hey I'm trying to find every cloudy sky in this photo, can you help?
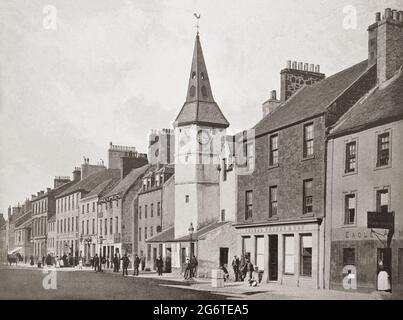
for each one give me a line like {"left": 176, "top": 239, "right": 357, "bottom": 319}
{"left": 0, "top": 0, "right": 401, "bottom": 215}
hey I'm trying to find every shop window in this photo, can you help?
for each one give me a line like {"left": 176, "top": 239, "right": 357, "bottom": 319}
{"left": 344, "top": 193, "right": 356, "bottom": 225}
{"left": 300, "top": 235, "right": 312, "bottom": 277}
{"left": 343, "top": 248, "right": 355, "bottom": 266}
{"left": 284, "top": 235, "right": 295, "bottom": 275}
{"left": 242, "top": 237, "right": 252, "bottom": 261}
{"left": 255, "top": 237, "right": 265, "bottom": 271}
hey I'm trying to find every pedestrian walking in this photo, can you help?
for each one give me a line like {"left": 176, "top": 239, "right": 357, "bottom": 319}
{"left": 184, "top": 258, "right": 191, "bottom": 279}
{"left": 232, "top": 256, "right": 240, "bottom": 281}
{"left": 133, "top": 254, "right": 140, "bottom": 276}
{"left": 121, "top": 254, "right": 130, "bottom": 277}
{"left": 156, "top": 255, "right": 163, "bottom": 276}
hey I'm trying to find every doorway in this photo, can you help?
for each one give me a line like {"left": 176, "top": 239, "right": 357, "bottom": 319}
{"left": 398, "top": 249, "right": 403, "bottom": 289}
{"left": 165, "top": 248, "right": 172, "bottom": 273}
{"left": 219, "top": 248, "right": 229, "bottom": 267}
{"left": 268, "top": 235, "right": 278, "bottom": 281}
{"left": 181, "top": 247, "right": 187, "bottom": 272}
{"left": 377, "top": 248, "right": 392, "bottom": 290}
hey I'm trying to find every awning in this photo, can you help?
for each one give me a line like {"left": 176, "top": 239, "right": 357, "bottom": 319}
{"left": 8, "top": 247, "right": 23, "bottom": 255}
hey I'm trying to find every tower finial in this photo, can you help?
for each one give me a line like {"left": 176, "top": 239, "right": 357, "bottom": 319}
{"left": 193, "top": 13, "right": 201, "bottom": 35}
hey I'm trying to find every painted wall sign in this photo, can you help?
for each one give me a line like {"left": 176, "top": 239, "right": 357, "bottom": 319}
{"left": 367, "top": 211, "right": 394, "bottom": 229}
{"left": 241, "top": 223, "right": 317, "bottom": 235}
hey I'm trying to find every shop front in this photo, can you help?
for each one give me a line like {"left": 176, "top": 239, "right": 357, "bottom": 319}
{"left": 235, "top": 218, "right": 324, "bottom": 289}
{"left": 330, "top": 226, "right": 403, "bottom": 292}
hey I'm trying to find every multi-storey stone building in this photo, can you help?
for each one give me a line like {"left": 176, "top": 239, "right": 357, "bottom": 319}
{"left": 31, "top": 176, "right": 73, "bottom": 259}
{"left": 326, "top": 8, "right": 403, "bottom": 292}
{"left": 234, "top": 11, "right": 385, "bottom": 287}
{"left": 14, "top": 199, "right": 33, "bottom": 261}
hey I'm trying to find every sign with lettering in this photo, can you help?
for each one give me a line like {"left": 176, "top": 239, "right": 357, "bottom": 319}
{"left": 367, "top": 211, "right": 394, "bottom": 229}
{"left": 239, "top": 223, "right": 318, "bottom": 235}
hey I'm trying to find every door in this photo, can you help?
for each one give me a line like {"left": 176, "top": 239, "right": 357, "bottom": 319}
{"left": 181, "top": 248, "right": 187, "bottom": 272}
{"left": 153, "top": 248, "right": 157, "bottom": 270}
{"left": 269, "top": 235, "right": 278, "bottom": 281}
{"left": 165, "top": 248, "right": 172, "bottom": 273}
{"left": 398, "top": 249, "right": 403, "bottom": 288}
{"left": 219, "top": 248, "right": 229, "bottom": 267}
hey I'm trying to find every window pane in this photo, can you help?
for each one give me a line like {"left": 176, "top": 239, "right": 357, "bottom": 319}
{"left": 256, "top": 237, "right": 265, "bottom": 271}
{"left": 300, "top": 235, "right": 312, "bottom": 276}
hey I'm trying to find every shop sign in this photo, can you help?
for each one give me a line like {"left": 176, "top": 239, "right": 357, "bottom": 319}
{"left": 367, "top": 211, "right": 394, "bottom": 229}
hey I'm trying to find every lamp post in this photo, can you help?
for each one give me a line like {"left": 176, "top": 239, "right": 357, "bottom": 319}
{"left": 188, "top": 222, "right": 194, "bottom": 279}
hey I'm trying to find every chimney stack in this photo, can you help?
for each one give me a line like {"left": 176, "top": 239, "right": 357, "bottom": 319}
{"left": 368, "top": 7, "right": 403, "bottom": 82}
{"left": 280, "top": 60, "right": 325, "bottom": 102}
{"left": 72, "top": 167, "right": 81, "bottom": 182}
{"left": 262, "top": 90, "right": 281, "bottom": 118}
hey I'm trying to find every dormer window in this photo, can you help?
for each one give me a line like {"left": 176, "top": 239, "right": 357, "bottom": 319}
{"left": 200, "top": 72, "right": 205, "bottom": 80}
{"left": 201, "top": 86, "right": 208, "bottom": 97}
{"left": 189, "top": 86, "right": 196, "bottom": 97}
{"left": 192, "top": 71, "right": 196, "bottom": 79}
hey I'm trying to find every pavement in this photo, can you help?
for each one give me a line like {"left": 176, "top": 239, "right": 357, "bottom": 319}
{"left": 2, "top": 263, "right": 398, "bottom": 300}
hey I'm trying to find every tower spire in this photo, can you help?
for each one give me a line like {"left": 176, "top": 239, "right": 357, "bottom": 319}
{"left": 173, "top": 19, "right": 229, "bottom": 128}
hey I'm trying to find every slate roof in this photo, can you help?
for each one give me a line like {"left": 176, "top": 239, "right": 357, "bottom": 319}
{"left": 146, "top": 222, "right": 230, "bottom": 243}
{"left": 57, "top": 169, "right": 121, "bottom": 198}
{"left": 174, "top": 34, "right": 229, "bottom": 128}
{"left": 146, "top": 226, "right": 175, "bottom": 243}
{"left": 330, "top": 69, "right": 403, "bottom": 137}
{"left": 81, "top": 178, "right": 120, "bottom": 200}
{"left": 254, "top": 60, "right": 369, "bottom": 136}
{"left": 103, "top": 165, "right": 149, "bottom": 199}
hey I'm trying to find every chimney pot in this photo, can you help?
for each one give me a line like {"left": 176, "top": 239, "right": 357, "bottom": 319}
{"left": 270, "top": 90, "right": 277, "bottom": 100}
{"left": 392, "top": 10, "right": 399, "bottom": 20}
{"left": 315, "top": 65, "right": 320, "bottom": 73}
{"left": 399, "top": 11, "right": 403, "bottom": 22}
{"left": 298, "top": 62, "right": 303, "bottom": 70}
{"left": 292, "top": 61, "right": 297, "bottom": 69}
{"left": 309, "top": 64, "right": 315, "bottom": 72}
{"left": 286, "top": 60, "right": 291, "bottom": 68}
{"left": 376, "top": 12, "right": 381, "bottom": 22}
{"left": 385, "top": 8, "right": 392, "bottom": 19}
{"left": 304, "top": 63, "right": 309, "bottom": 71}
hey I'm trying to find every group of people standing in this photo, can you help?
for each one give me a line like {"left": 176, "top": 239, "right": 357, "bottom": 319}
{"left": 183, "top": 256, "right": 198, "bottom": 279}
{"left": 232, "top": 255, "right": 258, "bottom": 286}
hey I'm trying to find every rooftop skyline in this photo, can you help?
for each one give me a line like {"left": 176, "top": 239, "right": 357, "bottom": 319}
{"left": 0, "top": 0, "right": 401, "bottom": 216}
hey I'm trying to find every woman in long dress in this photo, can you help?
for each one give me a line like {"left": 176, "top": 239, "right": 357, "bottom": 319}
{"left": 377, "top": 264, "right": 391, "bottom": 292}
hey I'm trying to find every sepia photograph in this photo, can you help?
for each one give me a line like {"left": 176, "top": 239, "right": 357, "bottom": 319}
{"left": 0, "top": 0, "right": 402, "bottom": 306}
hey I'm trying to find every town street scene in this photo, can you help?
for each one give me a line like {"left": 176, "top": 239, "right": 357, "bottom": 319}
{"left": 0, "top": 1, "right": 403, "bottom": 300}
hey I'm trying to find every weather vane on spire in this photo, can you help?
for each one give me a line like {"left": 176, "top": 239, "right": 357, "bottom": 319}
{"left": 193, "top": 13, "right": 201, "bottom": 34}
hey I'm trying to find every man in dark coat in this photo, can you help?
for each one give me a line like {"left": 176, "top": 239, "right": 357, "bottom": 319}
{"left": 239, "top": 255, "right": 246, "bottom": 281}
{"left": 46, "top": 254, "right": 52, "bottom": 266}
{"left": 121, "top": 254, "right": 130, "bottom": 277}
{"left": 156, "top": 255, "right": 163, "bottom": 276}
{"left": 191, "top": 255, "right": 198, "bottom": 278}
{"left": 94, "top": 254, "right": 100, "bottom": 272}
{"left": 246, "top": 259, "right": 254, "bottom": 283}
{"left": 231, "top": 256, "right": 240, "bottom": 281}
{"left": 133, "top": 254, "right": 140, "bottom": 276}
{"left": 113, "top": 254, "right": 119, "bottom": 272}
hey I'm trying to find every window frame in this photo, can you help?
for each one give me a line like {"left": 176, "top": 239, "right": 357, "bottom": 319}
{"left": 303, "top": 122, "right": 314, "bottom": 159}
{"left": 269, "top": 134, "right": 279, "bottom": 167}
{"left": 343, "top": 192, "right": 357, "bottom": 226}
{"left": 269, "top": 185, "right": 278, "bottom": 218}
{"left": 245, "top": 190, "right": 253, "bottom": 220}
{"left": 375, "top": 130, "right": 391, "bottom": 169}
{"left": 303, "top": 179, "right": 313, "bottom": 215}
{"left": 344, "top": 139, "right": 358, "bottom": 174}
{"left": 284, "top": 235, "right": 295, "bottom": 275}
{"left": 300, "top": 234, "right": 313, "bottom": 277}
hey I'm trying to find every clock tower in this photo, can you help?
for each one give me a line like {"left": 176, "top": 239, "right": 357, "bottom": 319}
{"left": 173, "top": 32, "right": 229, "bottom": 239}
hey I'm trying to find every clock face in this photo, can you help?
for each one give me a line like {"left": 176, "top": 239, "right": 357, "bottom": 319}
{"left": 197, "top": 129, "right": 211, "bottom": 145}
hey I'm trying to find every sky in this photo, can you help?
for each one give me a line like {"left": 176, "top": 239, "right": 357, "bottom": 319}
{"left": 0, "top": 0, "right": 401, "bottom": 216}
